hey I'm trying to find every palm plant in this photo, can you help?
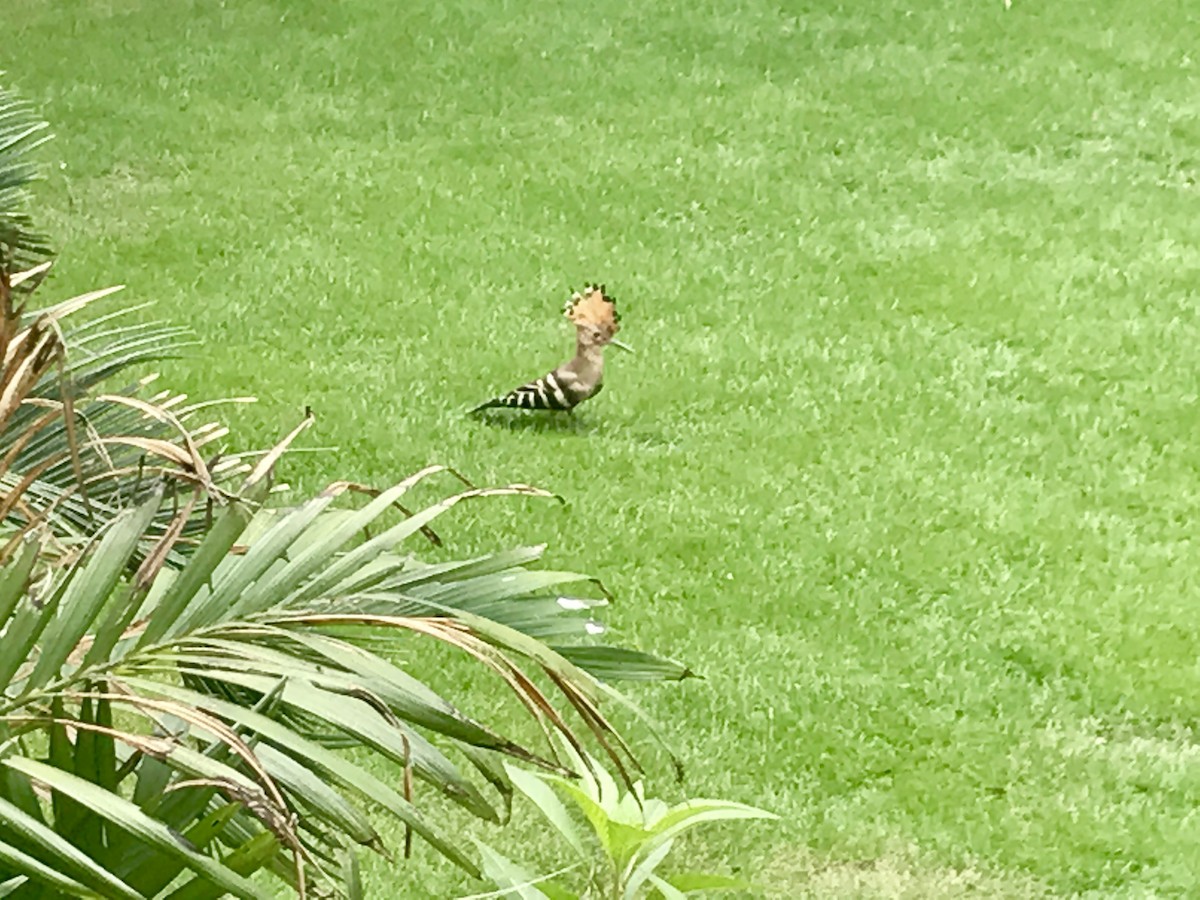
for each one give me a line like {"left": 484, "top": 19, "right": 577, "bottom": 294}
{"left": 0, "top": 79, "right": 692, "bottom": 897}
{"left": 1, "top": 457, "right": 690, "bottom": 898}
{"left": 1, "top": 82, "right": 246, "bottom": 562}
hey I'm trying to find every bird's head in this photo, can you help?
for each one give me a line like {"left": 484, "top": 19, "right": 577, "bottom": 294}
{"left": 564, "top": 283, "right": 633, "bottom": 352}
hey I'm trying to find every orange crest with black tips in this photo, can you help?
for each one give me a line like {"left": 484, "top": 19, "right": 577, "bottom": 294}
{"left": 563, "top": 283, "right": 621, "bottom": 342}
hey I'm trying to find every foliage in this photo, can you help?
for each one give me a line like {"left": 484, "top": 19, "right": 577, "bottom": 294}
{"left": 0, "top": 80, "right": 51, "bottom": 271}
{"left": 0, "top": 80, "right": 241, "bottom": 560}
{"left": 0, "top": 458, "right": 689, "bottom": 898}
{"left": 0, "top": 78, "right": 693, "bottom": 898}
{"left": 474, "top": 744, "right": 775, "bottom": 899}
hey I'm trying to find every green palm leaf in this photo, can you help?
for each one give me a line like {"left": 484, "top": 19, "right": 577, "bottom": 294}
{"left": 0, "top": 82, "right": 52, "bottom": 272}
{"left": 0, "top": 468, "right": 684, "bottom": 897}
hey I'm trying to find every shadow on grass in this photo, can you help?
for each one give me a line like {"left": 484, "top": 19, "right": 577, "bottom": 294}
{"left": 468, "top": 411, "right": 598, "bottom": 435}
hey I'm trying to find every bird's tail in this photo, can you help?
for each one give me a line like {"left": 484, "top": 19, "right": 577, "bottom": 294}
{"left": 468, "top": 398, "right": 504, "bottom": 414}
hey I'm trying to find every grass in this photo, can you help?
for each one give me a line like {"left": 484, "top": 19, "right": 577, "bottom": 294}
{"left": 8, "top": 0, "right": 1200, "bottom": 895}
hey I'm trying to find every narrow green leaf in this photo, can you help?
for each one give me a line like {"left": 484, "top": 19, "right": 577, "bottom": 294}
{"left": 646, "top": 873, "right": 688, "bottom": 900}
{"left": 658, "top": 871, "right": 753, "bottom": 893}
{"left": 0, "top": 836, "right": 96, "bottom": 898}
{"left": 420, "top": 598, "right": 592, "bottom": 642}
{"left": 81, "top": 581, "right": 153, "bottom": 670}
{"left": 0, "top": 795, "right": 142, "bottom": 899}
{"left": 178, "top": 492, "right": 336, "bottom": 631}
{"left": 641, "top": 800, "right": 777, "bottom": 861}
{"left": 460, "top": 746, "right": 514, "bottom": 824}
{"left": 122, "top": 678, "right": 481, "bottom": 877}
{"left": 649, "top": 799, "right": 778, "bottom": 838}
{"left": 536, "top": 753, "right": 647, "bottom": 874}
{"left": 93, "top": 694, "right": 118, "bottom": 794}
{"left": 0, "top": 535, "right": 39, "bottom": 630}
{"left": 136, "top": 492, "right": 261, "bottom": 650}
{"left": 236, "top": 476, "right": 445, "bottom": 613}
{"left": 2, "top": 758, "right": 269, "bottom": 900}
{"left": 132, "top": 754, "right": 173, "bottom": 809}
{"left": 256, "top": 744, "right": 379, "bottom": 847}
{"left": 607, "top": 819, "right": 656, "bottom": 873}
{"left": 300, "top": 501, "right": 552, "bottom": 607}
{"left": 184, "top": 801, "right": 241, "bottom": 851}
{"left": 553, "top": 647, "right": 694, "bottom": 683}
{"left": 342, "top": 845, "right": 364, "bottom": 900}
{"left": 0, "top": 763, "right": 43, "bottom": 823}
{"left": 414, "top": 570, "right": 590, "bottom": 610}
{"left": 114, "top": 787, "right": 219, "bottom": 893}
{"left": 472, "top": 839, "right": 556, "bottom": 900}
{"left": 164, "top": 832, "right": 279, "bottom": 900}
{"left": 411, "top": 603, "right": 604, "bottom": 706}
{"left": 376, "top": 546, "right": 548, "bottom": 598}
{"left": 169, "top": 667, "right": 495, "bottom": 820}
{"left": 49, "top": 698, "right": 87, "bottom": 840}
{"left": 540, "top": 778, "right": 616, "bottom": 859}
{"left": 28, "top": 489, "right": 162, "bottom": 689}
{"left": 623, "top": 838, "right": 674, "bottom": 899}
{"left": 71, "top": 695, "right": 107, "bottom": 855}
{"left": 0, "top": 558, "right": 80, "bottom": 690}
{"left": 291, "top": 483, "right": 548, "bottom": 606}
{"left": 504, "top": 763, "right": 589, "bottom": 859}
{"left": 125, "top": 802, "right": 242, "bottom": 898}
{"left": 191, "top": 630, "right": 522, "bottom": 751}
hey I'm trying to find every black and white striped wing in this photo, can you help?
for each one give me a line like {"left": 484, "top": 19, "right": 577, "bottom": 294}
{"left": 472, "top": 369, "right": 587, "bottom": 412}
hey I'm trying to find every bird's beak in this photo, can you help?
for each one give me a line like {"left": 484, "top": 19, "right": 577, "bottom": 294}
{"left": 610, "top": 338, "right": 635, "bottom": 353}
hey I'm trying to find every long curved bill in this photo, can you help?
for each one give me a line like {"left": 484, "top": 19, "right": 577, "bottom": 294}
{"left": 610, "top": 338, "right": 635, "bottom": 353}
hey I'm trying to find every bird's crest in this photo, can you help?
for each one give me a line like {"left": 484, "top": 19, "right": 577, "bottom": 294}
{"left": 563, "top": 283, "right": 621, "bottom": 338}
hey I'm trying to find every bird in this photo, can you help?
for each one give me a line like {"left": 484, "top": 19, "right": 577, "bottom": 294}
{"left": 470, "top": 283, "right": 632, "bottom": 414}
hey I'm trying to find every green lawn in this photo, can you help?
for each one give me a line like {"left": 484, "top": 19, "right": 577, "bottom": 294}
{"left": 9, "top": 0, "right": 1200, "bottom": 895}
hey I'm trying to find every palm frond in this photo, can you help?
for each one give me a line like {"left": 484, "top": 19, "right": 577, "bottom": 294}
{"left": 0, "top": 81, "right": 52, "bottom": 275}
{"left": 0, "top": 269, "right": 255, "bottom": 563}
{"left": 0, "top": 449, "right": 688, "bottom": 898}
{"left": 0, "top": 77, "right": 248, "bottom": 558}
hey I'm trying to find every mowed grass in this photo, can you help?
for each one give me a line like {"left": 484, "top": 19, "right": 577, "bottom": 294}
{"left": 9, "top": 0, "right": 1200, "bottom": 895}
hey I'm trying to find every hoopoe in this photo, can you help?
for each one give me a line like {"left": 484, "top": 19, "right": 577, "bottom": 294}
{"left": 470, "top": 284, "right": 632, "bottom": 413}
